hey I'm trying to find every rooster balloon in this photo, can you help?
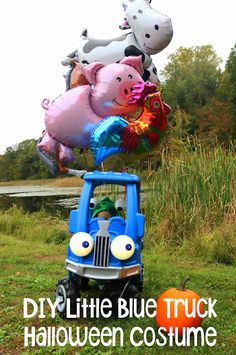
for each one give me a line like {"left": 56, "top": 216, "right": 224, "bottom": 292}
{"left": 91, "top": 81, "right": 171, "bottom": 165}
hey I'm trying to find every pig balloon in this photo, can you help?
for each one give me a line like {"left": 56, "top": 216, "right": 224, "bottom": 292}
{"left": 37, "top": 56, "right": 145, "bottom": 166}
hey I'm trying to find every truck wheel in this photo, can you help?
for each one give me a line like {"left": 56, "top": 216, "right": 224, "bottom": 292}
{"left": 80, "top": 276, "right": 90, "bottom": 291}
{"left": 55, "top": 277, "right": 80, "bottom": 318}
{"left": 101, "top": 281, "right": 140, "bottom": 317}
{"left": 131, "top": 263, "right": 144, "bottom": 291}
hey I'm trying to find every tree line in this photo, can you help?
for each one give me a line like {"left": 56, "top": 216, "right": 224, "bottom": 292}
{"left": 0, "top": 44, "right": 235, "bottom": 181}
{"left": 161, "top": 44, "right": 236, "bottom": 143}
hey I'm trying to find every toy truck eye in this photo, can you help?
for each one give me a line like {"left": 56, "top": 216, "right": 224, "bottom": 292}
{"left": 110, "top": 235, "right": 135, "bottom": 260}
{"left": 115, "top": 198, "right": 125, "bottom": 212}
{"left": 89, "top": 197, "right": 98, "bottom": 209}
{"left": 70, "top": 232, "right": 94, "bottom": 257}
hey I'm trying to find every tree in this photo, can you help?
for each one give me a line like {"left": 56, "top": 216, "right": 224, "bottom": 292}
{"left": 225, "top": 45, "right": 236, "bottom": 98}
{"left": 196, "top": 99, "right": 232, "bottom": 144}
{"left": 161, "top": 45, "right": 222, "bottom": 131}
{"left": 218, "top": 44, "right": 236, "bottom": 139}
{"left": 16, "top": 139, "right": 53, "bottom": 180}
{"left": 0, "top": 146, "right": 18, "bottom": 180}
{"left": 0, "top": 139, "right": 52, "bottom": 181}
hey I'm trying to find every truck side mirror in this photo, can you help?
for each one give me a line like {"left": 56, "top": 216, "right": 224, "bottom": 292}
{"left": 136, "top": 213, "right": 145, "bottom": 238}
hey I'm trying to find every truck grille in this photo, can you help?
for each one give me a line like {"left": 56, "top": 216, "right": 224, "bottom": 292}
{"left": 93, "top": 235, "right": 110, "bottom": 267}
{"left": 93, "top": 220, "right": 111, "bottom": 267}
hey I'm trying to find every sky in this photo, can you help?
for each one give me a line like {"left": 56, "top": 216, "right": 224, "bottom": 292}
{"left": 0, "top": 0, "right": 235, "bottom": 154}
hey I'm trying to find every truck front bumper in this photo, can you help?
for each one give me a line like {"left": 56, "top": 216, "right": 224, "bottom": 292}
{"left": 65, "top": 259, "right": 140, "bottom": 280}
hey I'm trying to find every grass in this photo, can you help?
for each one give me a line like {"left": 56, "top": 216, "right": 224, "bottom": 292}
{"left": 0, "top": 206, "right": 70, "bottom": 244}
{"left": 0, "top": 233, "right": 236, "bottom": 354}
{"left": 138, "top": 145, "right": 236, "bottom": 263}
{"left": 0, "top": 176, "right": 84, "bottom": 188}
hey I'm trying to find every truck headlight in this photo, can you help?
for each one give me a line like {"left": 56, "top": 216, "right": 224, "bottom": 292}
{"left": 110, "top": 235, "right": 135, "bottom": 260}
{"left": 70, "top": 232, "right": 94, "bottom": 257}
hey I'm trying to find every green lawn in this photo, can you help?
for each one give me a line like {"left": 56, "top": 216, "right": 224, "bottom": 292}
{"left": 0, "top": 234, "right": 236, "bottom": 354}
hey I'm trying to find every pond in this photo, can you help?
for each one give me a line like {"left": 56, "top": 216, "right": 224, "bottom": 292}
{"left": 0, "top": 186, "right": 82, "bottom": 217}
{"left": 0, "top": 184, "right": 148, "bottom": 218}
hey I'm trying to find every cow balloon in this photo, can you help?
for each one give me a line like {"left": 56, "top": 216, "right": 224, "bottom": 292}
{"left": 63, "top": 0, "right": 173, "bottom": 89}
{"left": 37, "top": 57, "right": 148, "bottom": 166}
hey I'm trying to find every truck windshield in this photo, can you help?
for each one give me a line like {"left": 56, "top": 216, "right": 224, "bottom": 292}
{"left": 90, "top": 184, "right": 126, "bottom": 220}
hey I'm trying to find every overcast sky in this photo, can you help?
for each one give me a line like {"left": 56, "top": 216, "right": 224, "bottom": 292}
{"left": 0, "top": 0, "right": 235, "bottom": 154}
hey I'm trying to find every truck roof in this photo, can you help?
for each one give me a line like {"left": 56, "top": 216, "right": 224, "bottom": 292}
{"left": 83, "top": 171, "right": 140, "bottom": 186}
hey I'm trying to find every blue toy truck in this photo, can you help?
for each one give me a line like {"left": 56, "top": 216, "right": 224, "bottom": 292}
{"left": 55, "top": 171, "right": 145, "bottom": 317}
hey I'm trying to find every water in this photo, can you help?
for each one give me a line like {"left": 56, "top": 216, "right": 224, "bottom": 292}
{"left": 0, "top": 185, "right": 82, "bottom": 217}
{"left": 0, "top": 185, "right": 148, "bottom": 217}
